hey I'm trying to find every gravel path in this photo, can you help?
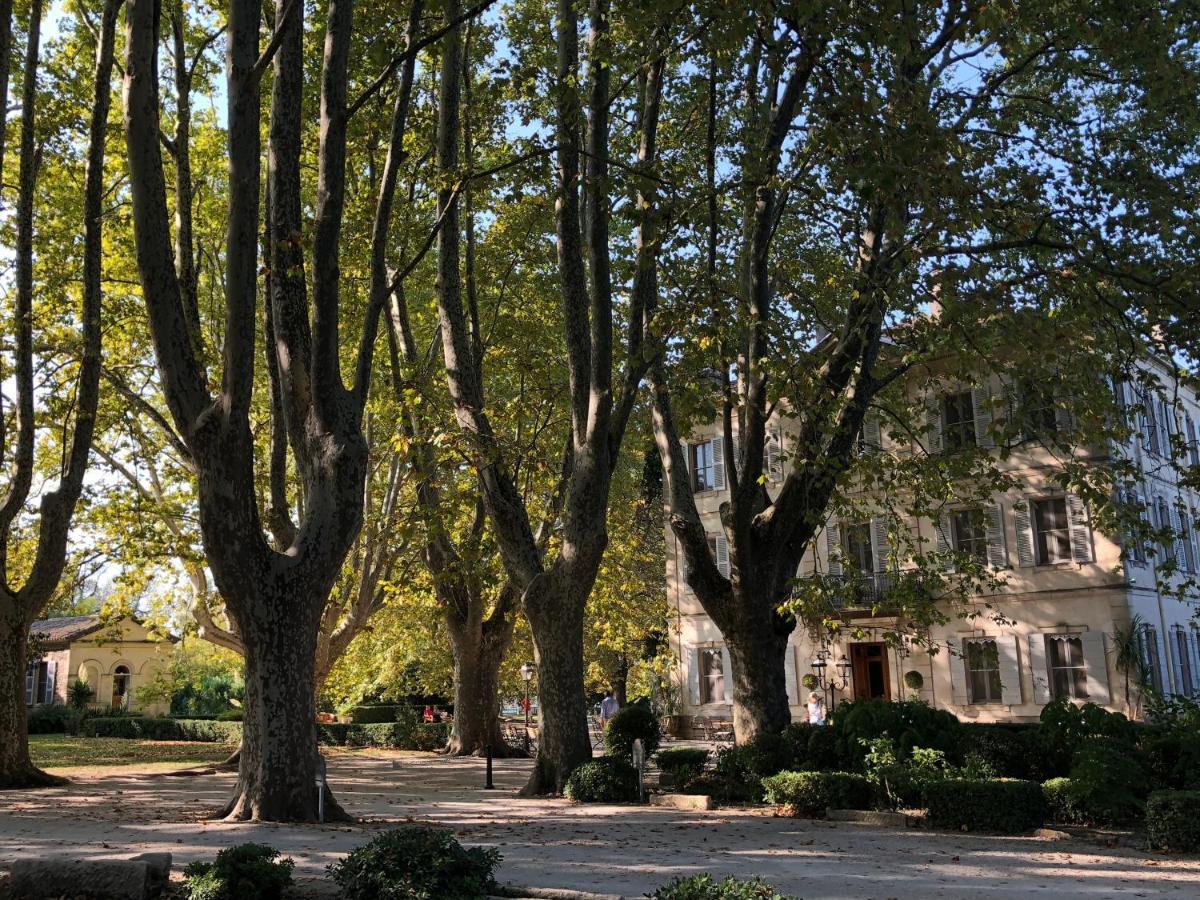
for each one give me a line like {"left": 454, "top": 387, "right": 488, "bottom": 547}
{"left": 1, "top": 752, "right": 1197, "bottom": 898}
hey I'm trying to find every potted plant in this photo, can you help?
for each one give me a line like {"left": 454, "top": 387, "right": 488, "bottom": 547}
{"left": 801, "top": 673, "right": 820, "bottom": 691}
{"left": 903, "top": 670, "right": 924, "bottom": 692}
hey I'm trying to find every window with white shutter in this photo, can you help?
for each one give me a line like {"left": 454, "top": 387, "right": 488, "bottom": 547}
{"left": 713, "top": 533, "right": 730, "bottom": 578}
{"left": 689, "top": 439, "right": 727, "bottom": 493}
{"left": 25, "top": 664, "right": 36, "bottom": 706}
{"left": 1013, "top": 498, "right": 1036, "bottom": 568}
{"left": 1175, "top": 628, "right": 1195, "bottom": 696}
{"left": 943, "top": 391, "right": 977, "bottom": 452}
{"left": 1045, "top": 635, "right": 1088, "bottom": 700}
{"left": 1139, "top": 624, "right": 1164, "bottom": 694}
{"left": 963, "top": 639, "right": 1002, "bottom": 703}
{"left": 765, "top": 427, "right": 783, "bottom": 480}
{"left": 1142, "top": 392, "right": 1161, "bottom": 456}
{"left": 1066, "top": 494, "right": 1094, "bottom": 564}
{"left": 859, "top": 414, "right": 882, "bottom": 455}
{"left": 824, "top": 522, "right": 843, "bottom": 577}
{"left": 698, "top": 648, "right": 725, "bottom": 704}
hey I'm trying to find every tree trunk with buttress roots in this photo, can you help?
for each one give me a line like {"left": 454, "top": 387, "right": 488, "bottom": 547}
{"left": 0, "top": 605, "right": 63, "bottom": 788}
{"left": 723, "top": 614, "right": 794, "bottom": 740}
{"left": 520, "top": 574, "right": 594, "bottom": 794}
{"left": 445, "top": 610, "right": 514, "bottom": 757}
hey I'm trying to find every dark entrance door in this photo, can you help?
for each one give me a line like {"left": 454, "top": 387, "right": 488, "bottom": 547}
{"left": 850, "top": 643, "right": 891, "bottom": 701}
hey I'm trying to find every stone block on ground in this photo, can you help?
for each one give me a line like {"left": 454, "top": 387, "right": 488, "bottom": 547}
{"left": 825, "top": 809, "right": 910, "bottom": 827}
{"left": 8, "top": 853, "right": 171, "bottom": 900}
{"left": 649, "top": 792, "right": 712, "bottom": 811}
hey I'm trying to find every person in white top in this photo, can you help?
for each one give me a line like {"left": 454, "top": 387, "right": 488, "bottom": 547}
{"left": 805, "top": 692, "right": 826, "bottom": 726}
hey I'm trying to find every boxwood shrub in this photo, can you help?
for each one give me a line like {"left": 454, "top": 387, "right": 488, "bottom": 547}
{"left": 925, "top": 779, "right": 1046, "bottom": 833}
{"left": 328, "top": 826, "right": 500, "bottom": 900}
{"left": 1042, "top": 777, "right": 1088, "bottom": 825}
{"left": 650, "top": 874, "right": 795, "bottom": 899}
{"left": 656, "top": 747, "right": 710, "bottom": 772}
{"left": 79, "top": 716, "right": 450, "bottom": 750}
{"left": 761, "top": 771, "right": 873, "bottom": 818}
{"left": 1146, "top": 791, "right": 1200, "bottom": 852}
{"left": 351, "top": 704, "right": 407, "bottom": 724}
{"left": 604, "top": 703, "right": 661, "bottom": 762}
{"left": 183, "top": 843, "right": 293, "bottom": 900}
{"left": 564, "top": 757, "right": 639, "bottom": 803}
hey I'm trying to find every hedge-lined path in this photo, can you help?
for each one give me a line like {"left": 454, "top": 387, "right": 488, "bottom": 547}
{"left": 1, "top": 751, "right": 1198, "bottom": 898}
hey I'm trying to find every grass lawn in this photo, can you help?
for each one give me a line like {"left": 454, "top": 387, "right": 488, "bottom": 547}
{"left": 29, "top": 734, "right": 237, "bottom": 771}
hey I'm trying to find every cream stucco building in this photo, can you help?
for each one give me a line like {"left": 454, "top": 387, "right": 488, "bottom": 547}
{"left": 26, "top": 614, "right": 173, "bottom": 715}
{"left": 670, "top": 357, "right": 1200, "bottom": 726}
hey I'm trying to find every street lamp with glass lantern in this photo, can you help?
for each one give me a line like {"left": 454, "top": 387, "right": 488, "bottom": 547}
{"left": 520, "top": 662, "right": 535, "bottom": 754}
{"left": 809, "top": 646, "right": 852, "bottom": 708}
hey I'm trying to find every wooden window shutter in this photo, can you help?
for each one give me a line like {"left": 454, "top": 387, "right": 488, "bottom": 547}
{"left": 997, "top": 636, "right": 1023, "bottom": 705}
{"left": 871, "top": 516, "right": 890, "bottom": 573}
{"left": 947, "top": 640, "right": 970, "bottom": 706}
{"left": 825, "top": 522, "right": 843, "bottom": 577}
{"left": 972, "top": 385, "right": 995, "bottom": 449}
{"left": 1080, "top": 631, "right": 1110, "bottom": 704}
{"left": 1027, "top": 634, "right": 1052, "bottom": 705}
{"left": 714, "top": 533, "right": 730, "bottom": 578}
{"left": 985, "top": 503, "right": 1008, "bottom": 568}
{"left": 1066, "top": 494, "right": 1094, "bottom": 564}
{"left": 765, "top": 427, "right": 783, "bottom": 481}
{"left": 925, "top": 394, "right": 943, "bottom": 455}
{"left": 862, "top": 413, "right": 882, "bottom": 454}
{"left": 686, "top": 647, "right": 701, "bottom": 706}
{"left": 711, "top": 439, "right": 726, "bottom": 491}
{"left": 783, "top": 645, "right": 799, "bottom": 707}
{"left": 1013, "top": 498, "right": 1036, "bottom": 567}
{"left": 721, "top": 645, "right": 735, "bottom": 703}
{"left": 935, "top": 513, "right": 953, "bottom": 572}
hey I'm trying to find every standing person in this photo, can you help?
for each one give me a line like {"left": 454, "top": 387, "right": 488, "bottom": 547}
{"left": 805, "top": 692, "right": 826, "bottom": 726}
{"left": 599, "top": 690, "right": 620, "bottom": 730}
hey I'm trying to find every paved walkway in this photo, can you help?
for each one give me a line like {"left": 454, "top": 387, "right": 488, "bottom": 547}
{"left": 1, "top": 752, "right": 1198, "bottom": 898}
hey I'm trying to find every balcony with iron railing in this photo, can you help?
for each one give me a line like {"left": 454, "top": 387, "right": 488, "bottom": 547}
{"left": 793, "top": 569, "right": 908, "bottom": 615}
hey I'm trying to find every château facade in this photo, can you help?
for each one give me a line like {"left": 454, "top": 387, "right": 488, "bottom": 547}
{"left": 668, "top": 357, "right": 1200, "bottom": 725}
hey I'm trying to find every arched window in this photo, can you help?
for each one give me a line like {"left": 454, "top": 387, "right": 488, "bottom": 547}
{"left": 112, "top": 665, "right": 131, "bottom": 710}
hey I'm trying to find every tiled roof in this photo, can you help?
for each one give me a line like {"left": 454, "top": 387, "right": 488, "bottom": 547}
{"left": 28, "top": 614, "right": 105, "bottom": 645}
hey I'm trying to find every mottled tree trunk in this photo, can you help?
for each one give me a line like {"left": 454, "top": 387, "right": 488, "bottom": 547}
{"left": 218, "top": 580, "right": 346, "bottom": 821}
{"left": 445, "top": 616, "right": 511, "bottom": 756}
{"left": 522, "top": 581, "right": 592, "bottom": 794}
{"left": 0, "top": 605, "right": 59, "bottom": 788}
{"left": 725, "top": 616, "right": 792, "bottom": 741}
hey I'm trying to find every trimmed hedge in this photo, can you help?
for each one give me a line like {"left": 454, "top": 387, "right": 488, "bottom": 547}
{"left": 80, "top": 716, "right": 451, "bottom": 750}
{"left": 351, "top": 704, "right": 407, "bottom": 724}
{"left": 605, "top": 703, "right": 661, "bottom": 762}
{"left": 565, "top": 758, "right": 639, "bottom": 803}
{"left": 82, "top": 717, "right": 241, "bottom": 742}
{"left": 1042, "top": 778, "right": 1088, "bottom": 825}
{"left": 761, "top": 771, "right": 873, "bottom": 818}
{"left": 1146, "top": 791, "right": 1200, "bottom": 852}
{"left": 656, "top": 747, "right": 710, "bottom": 772}
{"left": 925, "top": 779, "right": 1046, "bottom": 833}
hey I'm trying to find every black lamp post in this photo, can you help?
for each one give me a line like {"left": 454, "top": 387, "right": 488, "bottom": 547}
{"left": 809, "top": 646, "right": 852, "bottom": 708}
{"left": 520, "top": 662, "right": 534, "bottom": 754}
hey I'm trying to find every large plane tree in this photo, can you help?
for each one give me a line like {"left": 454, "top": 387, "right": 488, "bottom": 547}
{"left": 119, "top": 0, "right": 476, "bottom": 818}
{"left": 0, "top": 0, "right": 117, "bottom": 788}
{"left": 649, "top": 0, "right": 1200, "bottom": 741}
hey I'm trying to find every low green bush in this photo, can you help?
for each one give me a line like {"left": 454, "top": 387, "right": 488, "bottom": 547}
{"left": 761, "top": 770, "right": 873, "bottom": 817}
{"left": 803, "top": 724, "right": 842, "bottom": 771}
{"left": 605, "top": 703, "right": 661, "bottom": 762}
{"left": 27, "top": 704, "right": 75, "bottom": 735}
{"left": 565, "top": 757, "right": 639, "bottom": 803}
{"left": 328, "top": 826, "right": 501, "bottom": 900}
{"left": 351, "top": 704, "right": 407, "bottom": 724}
{"left": 656, "top": 747, "right": 710, "bottom": 772}
{"left": 1042, "top": 777, "right": 1088, "bottom": 825}
{"left": 831, "top": 699, "right": 961, "bottom": 771}
{"left": 1146, "top": 791, "right": 1200, "bottom": 852}
{"left": 316, "top": 721, "right": 450, "bottom": 750}
{"left": 216, "top": 709, "right": 243, "bottom": 722}
{"left": 649, "top": 874, "right": 795, "bottom": 899}
{"left": 1061, "top": 736, "right": 1148, "bottom": 825}
{"left": 958, "top": 724, "right": 1041, "bottom": 780}
{"left": 1036, "top": 699, "right": 1138, "bottom": 778}
{"left": 183, "top": 843, "right": 294, "bottom": 900}
{"left": 924, "top": 779, "right": 1046, "bottom": 833}
{"left": 863, "top": 739, "right": 950, "bottom": 809}
{"left": 82, "top": 717, "right": 243, "bottom": 742}
{"left": 713, "top": 733, "right": 793, "bottom": 801}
